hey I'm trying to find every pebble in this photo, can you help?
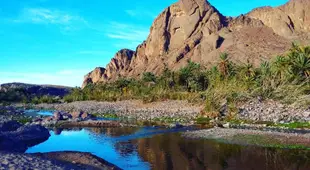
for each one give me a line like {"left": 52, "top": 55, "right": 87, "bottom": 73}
{"left": 238, "top": 99, "right": 310, "bottom": 123}
{"left": 33, "top": 100, "right": 202, "bottom": 124}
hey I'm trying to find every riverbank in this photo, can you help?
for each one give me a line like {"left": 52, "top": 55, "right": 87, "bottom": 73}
{"left": 1, "top": 99, "right": 310, "bottom": 169}
{"left": 183, "top": 128, "right": 310, "bottom": 149}
{"left": 0, "top": 151, "right": 121, "bottom": 170}
{"left": 15, "top": 98, "right": 310, "bottom": 125}
{"left": 33, "top": 100, "right": 203, "bottom": 124}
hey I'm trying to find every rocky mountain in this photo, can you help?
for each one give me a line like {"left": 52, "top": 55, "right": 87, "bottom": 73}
{"left": 82, "top": 0, "right": 310, "bottom": 88}
{"left": 0, "top": 83, "right": 72, "bottom": 97}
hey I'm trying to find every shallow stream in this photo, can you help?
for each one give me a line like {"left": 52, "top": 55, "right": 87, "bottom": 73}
{"left": 26, "top": 127, "right": 310, "bottom": 170}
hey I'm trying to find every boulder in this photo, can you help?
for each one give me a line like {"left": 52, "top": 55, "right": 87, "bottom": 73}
{"left": 53, "top": 111, "right": 63, "bottom": 121}
{"left": 71, "top": 111, "right": 84, "bottom": 119}
{"left": 81, "top": 112, "right": 90, "bottom": 120}
{"left": 71, "top": 111, "right": 91, "bottom": 120}
{"left": 0, "top": 123, "right": 50, "bottom": 153}
{"left": 61, "top": 112, "right": 73, "bottom": 120}
{"left": 0, "top": 135, "right": 27, "bottom": 152}
{"left": 0, "top": 121, "right": 22, "bottom": 132}
{"left": 8, "top": 125, "right": 50, "bottom": 147}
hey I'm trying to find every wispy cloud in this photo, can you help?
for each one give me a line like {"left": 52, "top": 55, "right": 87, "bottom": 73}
{"left": 125, "top": 9, "right": 157, "bottom": 19}
{"left": 105, "top": 22, "right": 149, "bottom": 42}
{"left": 13, "top": 8, "right": 88, "bottom": 32}
{"left": 0, "top": 69, "right": 89, "bottom": 87}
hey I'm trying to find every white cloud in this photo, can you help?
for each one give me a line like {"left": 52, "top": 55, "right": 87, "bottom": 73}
{"left": 105, "top": 22, "right": 149, "bottom": 42}
{"left": 125, "top": 10, "right": 138, "bottom": 17}
{"left": 13, "top": 8, "right": 88, "bottom": 32}
{"left": 0, "top": 69, "right": 89, "bottom": 87}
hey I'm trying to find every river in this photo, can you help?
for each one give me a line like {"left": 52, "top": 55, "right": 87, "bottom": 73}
{"left": 26, "top": 127, "right": 310, "bottom": 170}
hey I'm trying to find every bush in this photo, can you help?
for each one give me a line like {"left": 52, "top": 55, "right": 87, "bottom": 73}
{"left": 63, "top": 44, "right": 310, "bottom": 112}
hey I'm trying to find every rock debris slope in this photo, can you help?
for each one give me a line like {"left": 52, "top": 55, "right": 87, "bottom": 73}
{"left": 83, "top": 0, "right": 310, "bottom": 88}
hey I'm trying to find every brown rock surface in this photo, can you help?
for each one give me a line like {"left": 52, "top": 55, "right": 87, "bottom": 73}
{"left": 35, "top": 151, "right": 121, "bottom": 170}
{"left": 82, "top": 0, "right": 310, "bottom": 87}
{"left": 248, "top": 0, "right": 310, "bottom": 38}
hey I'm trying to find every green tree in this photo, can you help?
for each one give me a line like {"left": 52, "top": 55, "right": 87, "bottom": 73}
{"left": 288, "top": 52, "right": 310, "bottom": 80}
{"left": 142, "top": 72, "right": 157, "bottom": 82}
{"left": 272, "top": 55, "right": 289, "bottom": 81}
{"left": 218, "top": 53, "right": 230, "bottom": 77}
{"left": 178, "top": 61, "right": 202, "bottom": 91}
{"left": 237, "top": 60, "right": 256, "bottom": 82}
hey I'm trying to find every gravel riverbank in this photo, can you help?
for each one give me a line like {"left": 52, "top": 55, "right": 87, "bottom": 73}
{"left": 33, "top": 100, "right": 202, "bottom": 123}
{"left": 0, "top": 152, "right": 121, "bottom": 170}
{"left": 29, "top": 99, "right": 310, "bottom": 124}
{"left": 238, "top": 99, "right": 310, "bottom": 123}
{"left": 183, "top": 128, "right": 310, "bottom": 148}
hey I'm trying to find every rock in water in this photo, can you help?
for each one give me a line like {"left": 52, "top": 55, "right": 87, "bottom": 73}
{"left": 0, "top": 121, "right": 22, "bottom": 132}
{"left": 0, "top": 136, "right": 27, "bottom": 152}
{"left": 53, "top": 111, "right": 63, "bottom": 121}
{"left": 71, "top": 111, "right": 84, "bottom": 119}
{"left": 8, "top": 125, "right": 50, "bottom": 147}
{"left": 0, "top": 123, "right": 50, "bottom": 152}
{"left": 83, "top": 0, "right": 310, "bottom": 87}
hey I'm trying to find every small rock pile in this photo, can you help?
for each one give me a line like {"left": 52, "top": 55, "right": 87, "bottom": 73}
{"left": 33, "top": 111, "right": 94, "bottom": 127}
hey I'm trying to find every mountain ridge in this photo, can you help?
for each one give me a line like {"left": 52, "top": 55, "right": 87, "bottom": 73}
{"left": 82, "top": 0, "right": 310, "bottom": 88}
{"left": 0, "top": 83, "right": 72, "bottom": 97}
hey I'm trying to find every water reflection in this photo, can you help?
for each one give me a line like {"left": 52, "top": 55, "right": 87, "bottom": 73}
{"left": 24, "top": 110, "right": 54, "bottom": 116}
{"left": 136, "top": 134, "right": 310, "bottom": 170}
{"left": 26, "top": 127, "right": 310, "bottom": 170}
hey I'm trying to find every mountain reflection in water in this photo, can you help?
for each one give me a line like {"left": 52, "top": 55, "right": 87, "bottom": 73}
{"left": 27, "top": 127, "right": 310, "bottom": 170}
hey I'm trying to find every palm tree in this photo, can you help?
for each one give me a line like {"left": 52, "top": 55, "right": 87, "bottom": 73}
{"left": 260, "top": 61, "right": 271, "bottom": 77}
{"left": 289, "top": 53, "right": 310, "bottom": 79}
{"left": 290, "top": 43, "right": 310, "bottom": 56}
{"left": 218, "top": 53, "right": 229, "bottom": 77}
{"left": 271, "top": 55, "right": 289, "bottom": 81}
{"left": 238, "top": 60, "right": 255, "bottom": 81}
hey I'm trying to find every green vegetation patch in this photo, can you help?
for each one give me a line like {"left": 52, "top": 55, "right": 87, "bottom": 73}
{"left": 195, "top": 117, "right": 211, "bottom": 125}
{"left": 62, "top": 43, "right": 309, "bottom": 117}
{"left": 274, "top": 122, "right": 310, "bottom": 129}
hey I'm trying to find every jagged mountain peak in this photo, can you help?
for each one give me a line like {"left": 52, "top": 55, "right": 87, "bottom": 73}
{"left": 82, "top": 0, "right": 310, "bottom": 88}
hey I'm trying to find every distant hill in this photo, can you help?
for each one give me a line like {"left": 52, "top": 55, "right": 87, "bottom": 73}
{"left": 0, "top": 83, "right": 72, "bottom": 97}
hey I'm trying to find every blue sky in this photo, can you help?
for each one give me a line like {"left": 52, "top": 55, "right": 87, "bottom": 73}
{"left": 0, "top": 0, "right": 288, "bottom": 87}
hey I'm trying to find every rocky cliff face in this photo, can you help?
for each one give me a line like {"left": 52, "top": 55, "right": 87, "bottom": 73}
{"left": 247, "top": 0, "right": 310, "bottom": 38}
{"left": 82, "top": 0, "right": 310, "bottom": 88}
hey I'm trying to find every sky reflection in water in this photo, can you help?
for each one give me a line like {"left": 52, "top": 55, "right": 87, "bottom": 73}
{"left": 26, "top": 127, "right": 310, "bottom": 170}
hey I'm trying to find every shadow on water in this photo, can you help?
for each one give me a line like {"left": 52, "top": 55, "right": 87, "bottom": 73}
{"left": 26, "top": 127, "right": 310, "bottom": 170}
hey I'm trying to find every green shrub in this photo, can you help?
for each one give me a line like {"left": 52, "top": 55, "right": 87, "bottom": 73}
{"left": 62, "top": 44, "right": 310, "bottom": 113}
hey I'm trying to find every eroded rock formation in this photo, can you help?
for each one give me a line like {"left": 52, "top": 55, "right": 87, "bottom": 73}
{"left": 82, "top": 0, "right": 310, "bottom": 88}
